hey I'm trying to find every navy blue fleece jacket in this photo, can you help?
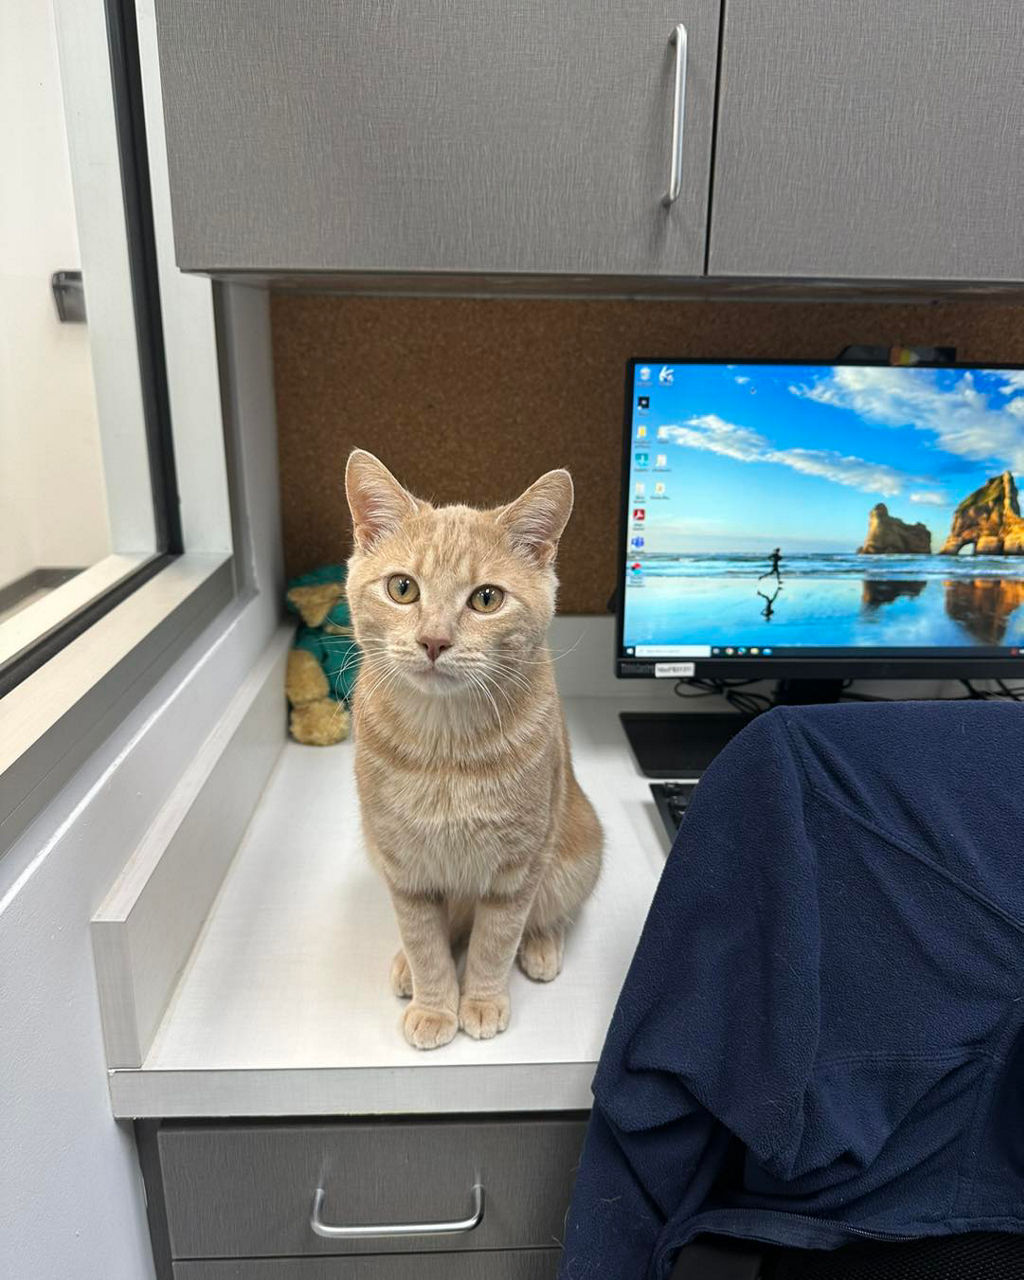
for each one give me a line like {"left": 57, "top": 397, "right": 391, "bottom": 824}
{"left": 560, "top": 701, "right": 1024, "bottom": 1279}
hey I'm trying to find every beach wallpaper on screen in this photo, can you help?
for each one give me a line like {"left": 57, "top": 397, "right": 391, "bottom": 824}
{"left": 623, "top": 363, "right": 1024, "bottom": 651}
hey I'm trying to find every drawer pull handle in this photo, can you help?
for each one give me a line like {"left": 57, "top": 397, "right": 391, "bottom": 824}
{"left": 310, "top": 1183, "right": 484, "bottom": 1239}
{"left": 662, "top": 22, "right": 688, "bottom": 207}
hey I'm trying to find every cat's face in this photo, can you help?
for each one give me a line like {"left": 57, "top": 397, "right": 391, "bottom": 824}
{"left": 345, "top": 450, "right": 573, "bottom": 697}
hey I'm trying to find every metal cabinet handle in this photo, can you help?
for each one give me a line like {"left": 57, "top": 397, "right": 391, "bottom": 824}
{"left": 662, "top": 23, "right": 688, "bottom": 207}
{"left": 310, "top": 1183, "right": 484, "bottom": 1239}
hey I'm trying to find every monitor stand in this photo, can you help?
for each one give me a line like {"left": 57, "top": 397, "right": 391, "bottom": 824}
{"left": 620, "top": 679, "right": 845, "bottom": 778}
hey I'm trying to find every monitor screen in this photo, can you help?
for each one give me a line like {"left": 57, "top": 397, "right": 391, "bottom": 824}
{"left": 617, "top": 359, "right": 1024, "bottom": 679}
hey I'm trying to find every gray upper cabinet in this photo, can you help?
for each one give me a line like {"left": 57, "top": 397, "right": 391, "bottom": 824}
{"left": 708, "top": 1, "right": 1024, "bottom": 282}
{"left": 155, "top": 0, "right": 720, "bottom": 277}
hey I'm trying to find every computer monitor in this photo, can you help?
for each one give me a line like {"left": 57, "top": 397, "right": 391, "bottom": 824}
{"left": 618, "top": 358, "right": 1024, "bottom": 682}
{"left": 616, "top": 358, "right": 1024, "bottom": 773}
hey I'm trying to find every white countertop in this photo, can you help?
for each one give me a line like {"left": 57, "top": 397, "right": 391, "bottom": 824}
{"left": 108, "top": 698, "right": 670, "bottom": 1117}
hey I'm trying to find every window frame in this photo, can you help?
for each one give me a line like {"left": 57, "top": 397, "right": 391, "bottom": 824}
{"left": 0, "top": 0, "right": 239, "bottom": 855}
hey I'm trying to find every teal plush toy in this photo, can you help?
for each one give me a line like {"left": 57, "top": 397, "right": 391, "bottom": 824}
{"left": 284, "top": 565, "right": 360, "bottom": 745}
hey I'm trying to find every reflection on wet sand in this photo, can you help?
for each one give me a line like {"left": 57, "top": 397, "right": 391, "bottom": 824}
{"left": 861, "top": 580, "right": 927, "bottom": 609}
{"left": 944, "top": 578, "right": 1024, "bottom": 644}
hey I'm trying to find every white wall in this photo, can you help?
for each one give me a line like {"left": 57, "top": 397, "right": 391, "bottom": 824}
{"left": 0, "top": 0, "right": 110, "bottom": 588}
{"left": 0, "top": 286, "right": 282, "bottom": 1280}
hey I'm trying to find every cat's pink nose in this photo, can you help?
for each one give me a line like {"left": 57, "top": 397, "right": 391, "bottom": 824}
{"left": 419, "top": 636, "right": 451, "bottom": 663}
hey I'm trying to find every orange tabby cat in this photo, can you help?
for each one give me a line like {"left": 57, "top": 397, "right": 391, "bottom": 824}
{"left": 344, "top": 450, "right": 602, "bottom": 1050}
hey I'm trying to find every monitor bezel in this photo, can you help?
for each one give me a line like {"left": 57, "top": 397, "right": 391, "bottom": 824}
{"left": 615, "top": 356, "right": 1024, "bottom": 681}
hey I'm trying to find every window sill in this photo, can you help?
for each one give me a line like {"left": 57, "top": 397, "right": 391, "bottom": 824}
{"left": 0, "top": 553, "right": 154, "bottom": 672}
{"left": 0, "top": 553, "right": 234, "bottom": 857}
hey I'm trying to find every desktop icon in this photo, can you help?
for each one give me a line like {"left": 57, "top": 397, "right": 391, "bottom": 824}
{"left": 630, "top": 535, "right": 645, "bottom": 549}
{"left": 638, "top": 366, "right": 652, "bottom": 382}
{"left": 658, "top": 365, "right": 674, "bottom": 384}
{"left": 637, "top": 395, "right": 650, "bottom": 410}
{"left": 763, "top": 648, "right": 773, "bottom": 656}
{"left": 632, "top": 508, "right": 646, "bottom": 521}
{"left": 635, "top": 451, "right": 649, "bottom": 467}
{"left": 750, "top": 647, "right": 760, "bottom": 655}
{"left": 657, "top": 425, "right": 669, "bottom": 441}
{"left": 737, "top": 648, "right": 747, "bottom": 655}
{"left": 634, "top": 481, "right": 645, "bottom": 496}
{"left": 629, "top": 562, "right": 643, "bottom": 576}
{"left": 636, "top": 424, "right": 648, "bottom": 440}
{"left": 655, "top": 453, "right": 667, "bottom": 468}
{"left": 654, "top": 481, "right": 666, "bottom": 495}
{"left": 725, "top": 647, "right": 735, "bottom": 655}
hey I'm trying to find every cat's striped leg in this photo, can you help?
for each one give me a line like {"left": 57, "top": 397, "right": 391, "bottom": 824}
{"left": 387, "top": 885, "right": 459, "bottom": 1050}
{"left": 459, "top": 882, "right": 538, "bottom": 1040}
{"left": 391, "top": 900, "right": 472, "bottom": 1000}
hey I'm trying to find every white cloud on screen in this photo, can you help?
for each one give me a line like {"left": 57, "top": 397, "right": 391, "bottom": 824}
{"left": 734, "top": 375, "right": 751, "bottom": 385}
{"left": 666, "top": 414, "right": 932, "bottom": 498}
{"left": 908, "top": 491, "right": 948, "bottom": 506}
{"left": 788, "top": 367, "right": 1024, "bottom": 470}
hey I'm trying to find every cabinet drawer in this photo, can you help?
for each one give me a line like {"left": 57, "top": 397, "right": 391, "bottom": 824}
{"left": 174, "top": 1252, "right": 560, "bottom": 1279}
{"left": 159, "top": 1118, "right": 585, "bottom": 1259}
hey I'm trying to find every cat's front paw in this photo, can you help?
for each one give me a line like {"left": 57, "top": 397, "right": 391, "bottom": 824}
{"left": 403, "top": 1002, "right": 457, "bottom": 1050}
{"left": 458, "top": 993, "right": 510, "bottom": 1040}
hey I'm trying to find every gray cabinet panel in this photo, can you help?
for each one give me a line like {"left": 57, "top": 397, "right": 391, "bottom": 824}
{"left": 155, "top": 0, "right": 719, "bottom": 276}
{"left": 709, "top": 0, "right": 1024, "bottom": 281}
{"left": 160, "top": 1118, "right": 585, "bottom": 1259}
{"left": 174, "top": 1253, "right": 560, "bottom": 1279}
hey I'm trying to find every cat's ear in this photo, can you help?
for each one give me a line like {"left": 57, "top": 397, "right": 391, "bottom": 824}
{"left": 345, "top": 450, "right": 421, "bottom": 551}
{"left": 496, "top": 469, "right": 574, "bottom": 566}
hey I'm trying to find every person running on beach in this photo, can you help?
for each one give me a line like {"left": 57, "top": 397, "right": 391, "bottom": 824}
{"left": 759, "top": 547, "right": 783, "bottom": 582}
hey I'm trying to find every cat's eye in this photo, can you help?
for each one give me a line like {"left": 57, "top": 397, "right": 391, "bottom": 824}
{"left": 468, "top": 585, "right": 505, "bottom": 614}
{"left": 386, "top": 574, "right": 420, "bottom": 604}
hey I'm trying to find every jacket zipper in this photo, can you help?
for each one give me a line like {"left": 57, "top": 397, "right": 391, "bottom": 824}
{"left": 763, "top": 1212, "right": 918, "bottom": 1243}
{"left": 818, "top": 1221, "right": 917, "bottom": 1242}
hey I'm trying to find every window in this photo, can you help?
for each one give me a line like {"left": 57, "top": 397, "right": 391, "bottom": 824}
{"left": 0, "top": 0, "right": 236, "bottom": 853}
{"left": 0, "top": 0, "right": 181, "bottom": 694}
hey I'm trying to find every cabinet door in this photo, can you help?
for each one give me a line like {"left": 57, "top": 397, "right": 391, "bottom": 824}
{"left": 708, "top": 1, "right": 1024, "bottom": 281}
{"left": 154, "top": 0, "right": 719, "bottom": 277}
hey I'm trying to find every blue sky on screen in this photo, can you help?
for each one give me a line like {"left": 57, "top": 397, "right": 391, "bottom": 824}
{"left": 629, "top": 364, "right": 1024, "bottom": 554}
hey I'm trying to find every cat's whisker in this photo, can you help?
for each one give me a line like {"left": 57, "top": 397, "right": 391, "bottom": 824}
{"left": 480, "top": 668, "right": 518, "bottom": 715}
{"left": 354, "top": 660, "right": 403, "bottom": 711}
{"left": 482, "top": 667, "right": 532, "bottom": 699}
{"left": 330, "top": 650, "right": 367, "bottom": 694}
{"left": 466, "top": 669, "right": 504, "bottom": 738}
{"left": 495, "top": 635, "right": 585, "bottom": 665}
{"left": 476, "top": 658, "right": 534, "bottom": 691}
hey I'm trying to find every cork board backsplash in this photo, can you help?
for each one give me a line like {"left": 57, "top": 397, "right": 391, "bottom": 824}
{"left": 272, "top": 296, "right": 1024, "bottom": 614}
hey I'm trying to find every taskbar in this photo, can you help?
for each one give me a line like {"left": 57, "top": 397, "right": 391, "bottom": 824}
{"left": 623, "top": 645, "right": 1023, "bottom": 659}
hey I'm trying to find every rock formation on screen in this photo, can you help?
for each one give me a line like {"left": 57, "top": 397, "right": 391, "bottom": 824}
{"left": 858, "top": 503, "right": 931, "bottom": 554}
{"left": 939, "top": 471, "right": 1024, "bottom": 555}
{"left": 944, "top": 578, "right": 1024, "bottom": 644}
{"left": 861, "top": 580, "right": 927, "bottom": 608}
